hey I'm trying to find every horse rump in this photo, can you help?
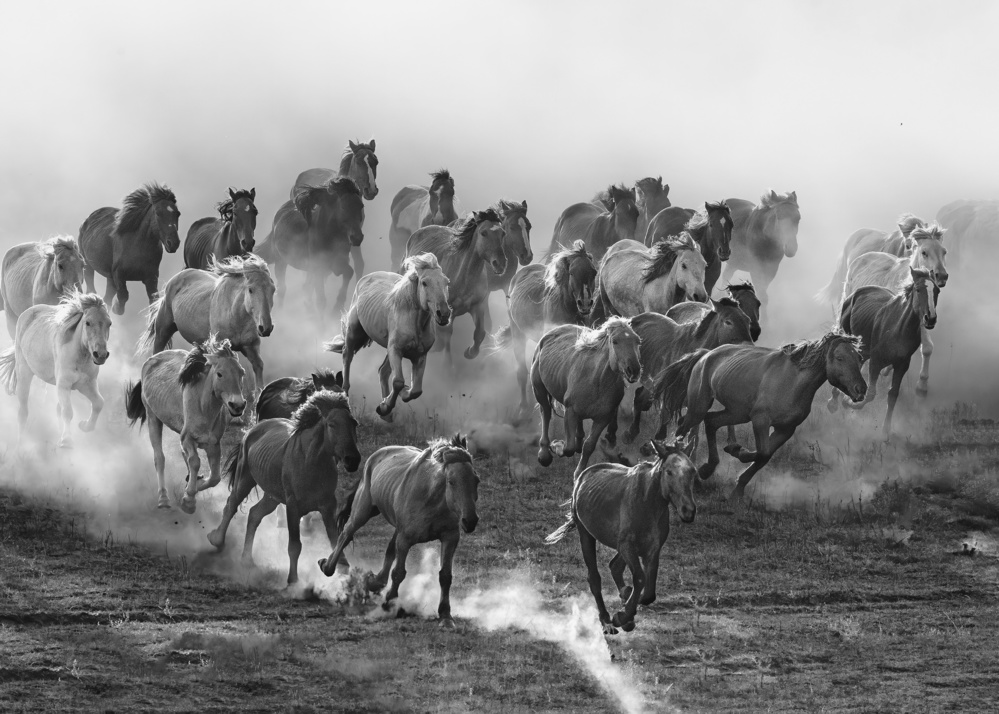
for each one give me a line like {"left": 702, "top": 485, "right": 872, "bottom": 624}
{"left": 0, "top": 347, "right": 16, "bottom": 395}
{"left": 123, "top": 380, "right": 146, "bottom": 426}
{"left": 654, "top": 348, "right": 711, "bottom": 424}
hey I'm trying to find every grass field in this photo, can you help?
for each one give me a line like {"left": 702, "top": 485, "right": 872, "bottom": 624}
{"left": 2, "top": 385, "right": 999, "bottom": 712}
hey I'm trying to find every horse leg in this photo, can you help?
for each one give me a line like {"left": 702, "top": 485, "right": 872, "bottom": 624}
{"left": 382, "top": 534, "right": 413, "bottom": 610}
{"left": 207, "top": 461, "right": 255, "bottom": 550}
{"left": 102, "top": 275, "right": 116, "bottom": 310}
{"left": 612, "top": 542, "right": 644, "bottom": 631}
{"left": 313, "top": 271, "right": 329, "bottom": 322}
{"left": 15, "top": 365, "right": 32, "bottom": 446}
{"left": 111, "top": 269, "right": 129, "bottom": 316}
{"left": 178, "top": 434, "right": 201, "bottom": 514}
{"left": 579, "top": 526, "right": 616, "bottom": 635}
{"left": 464, "top": 302, "right": 486, "bottom": 360}
{"left": 575, "top": 415, "right": 611, "bottom": 479}
{"left": 883, "top": 360, "right": 910, "bottom": 442}
{"left": 374, "top": 354, "right": 400, "bottom": 422}
{"left": 273, "top": 258, "right": 288, "bottom": 308}
{"left": 350, "top": 245, "right": 365, "bottom": 283}
{"left": 915, "top": 326, "right": 932, "bottom": 397}
{"left": 198, "top": 442, "right": 223, "bottom": 491}
{"left": 142, "top": 276, "right": 159, "bottom": 305}
{"left": 83, "top": 264, "right": 96, "bottom": 293}
{"left": 317, "top": 505, "right": 350, "bottom": 572}
{"left": 368, "top": 531, "right": 397, "bottom": 593}
{"left": 147, "top": 415, "right": 170, "bottom": 509}
{"left": 318, "top": 487, "right": 377, "bottom": 577}
{"left": 242, "top": 494, "right": 280, "bottom": 567}
{"left": 609, "top": 553, "right": 631, "bottom": 602}
{"left": 624, "top": 385, "right": 652, "bottom": 445}
{"left": 55, "top": 384, "right": 73, "bottom": 448}
{"left": 75, "top": 378, "right": 103, "bottom": 433}
{"left": 403, "top": 354, "right": 427, "bottom": 403}
{"left": 731, "top": 423, "right": 796, "bottom": 499}
{"left": 285, "top": 502, "right": 303, "bottom": 585}
{"left": 704, "top": 260, "right": 721, "bottom": 297}
{"left": 604, "top": 408, "right": 619, "bottom": 449}
{"left": 640, "top": 546, "right": 663, "bottom": 607}
{"left": 438, "top": 531, "right": 460, "bottom": 629}
{"left": 556, "top": 407, "right": 579, "bottom": 458}
{"left": 241, "top": 344, "right": 265, "bottom": 397}
{"left": 333, "top": 263, "right": 354, "bottom": 316}
{"left": 533, "top": 373, "right": 555, "bottom": 467}
{"left": 513, "top": 327, "right": 530, "bottom": 411}
{"left": 440, "top": 324, "right": 455, "bottom": 372}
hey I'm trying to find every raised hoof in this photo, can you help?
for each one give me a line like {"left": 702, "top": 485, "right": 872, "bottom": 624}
{"left": 915, "top": 383, "right": 929, "bottom": 398}
{"left": 463, "top": 346, "right": 480, "bottom": 360}
{"left": 439, "top": 617, "right": 456, "bottom": 630}
{"left": 697, "top": 463, "right": 716, "bottom": 480}
{"left": 179, "top": 497, "right": 196, "bottom": 515}
{"left": 611, "top": 611, "right": 632, "bottom": 629}
{"left": 375, "top": 406, "right": 394, "bottom": 423}
{"left": 207, "top": 530, "right": 224, "bottom": 550}
{"left": 401, "top": 389, "right": 421, "bottom": 403}
{"left": 317, "top": 557, "right": 336, "bottom": 577}
{"left": 111, "top": 300, "right": 125, "bottom": 316}
{"left": 621, "top": 620, "right": 636, "bottom": 632}
{"left": 619, "top": 586, "right": 633, "bottom": 603}
{"left": 78, "top": 420, "right": 95, "bottom": 433}
{"left": 722, "top": 444, "right": 741, "bottom": 457}
{"left": 602, "top": 622, "right": 619, "bottom": 636}
{"left": 538, "top": 448, "right": 553, "bottom": 467}
{"left": 552, "top": 440, "right": 568, "bottom": 457}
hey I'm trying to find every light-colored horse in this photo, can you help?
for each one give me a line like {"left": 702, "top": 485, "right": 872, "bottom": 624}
{"left": 594, "top": 234, "right": 707, "bottom": 319}
{"left": 318, "top": 435, "right": 480, "bottom": 629}
{"left": 138, "top": 255, "right": 275, "bottom": 390}
{"left": 324, "top": 254, "right": 452, "bottom": 419}
{"left": 389, "top": 169, "right": 460, "bottom": 269}
{"left": 550, "top": 185, "right": 639, "bottom": 264}
{"left": 531, "top": 316, "right": 643, "bottom": 477}
{"left": 0, "top": 292, "right": 111, "bottom": 447}
{"left": 124, "top": 336, "right": 247, "bottom": 513}
{"left": 841, "top": 224, "right": 948, "bottom": 397}
{"left": 1, "top": 236, "right": 86, "bottom": 338}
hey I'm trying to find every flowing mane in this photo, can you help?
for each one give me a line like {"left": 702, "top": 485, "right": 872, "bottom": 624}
{"left": 114, "top": 183, "right": 177, "bottom": 235}
{"left": 36, "top": 235, "right": 83, "bottom": 263}
{"left": 215, "top": 189, "right": 256, "bottom": 223}
{"left": 449, "top": 209, "right": 501, "bottom": 252}
{"left": 339, "top": 140, "right": 377, "bottom": 176}
{"left": 429, "top": 168, "right": 453, "bottom": 188}
{"left": 402, "top": 253, "right": 441, "bottom": 277}
{"left": 897, "top": 212, "right": 926, "bottom": 238}
{"left": 544, "top": 240, "right": 591, "bottom": 293}
{"left": 426, "top": 433, "right": 473, "bottom": 465}
{"left": 283, "top": 369, "right": 343, "bottom": 407}
{"left": 293, "top": 177, "right": 361, "bottom": 222}
{"left": 179, "top": 334, "right": 235, "bottom": 386}
{"left": 692, "top": 297, "right": 741, "bottom": 339}
{"left": 780, "top": 331, "right": 862, "bottom": 372}
{"left": 289, "top": 389, "right": 353, "bottom": 433}
{"left": 910, "top": 223, "right": 946, "bottom": 242}
{"left": 210, "top": 254, "right": 271, "bottom": 280}
{"left": 643, "top": 233, "right": 698, "bottom": 283}
{"left": 54, "top": 290, "right": 106, "bottom": 331}
{"left": 576, "top": 315, "right": 634, "bottom": 351}
{"left": 605, "top": 184, "right": 634, "bottom": 208}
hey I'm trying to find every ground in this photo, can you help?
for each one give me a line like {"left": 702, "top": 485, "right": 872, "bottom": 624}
{"left": 2, "top": 387, "right": 999, "bottom": 713}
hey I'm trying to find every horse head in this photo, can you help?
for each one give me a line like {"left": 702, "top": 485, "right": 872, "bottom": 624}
{"left": 183, "top": 337, "right": 246, "bottom": 417}
{"left": 705, "top": 297, "right": 754, "bottom": 346}
{"left": 428, "top": 169, "right": 456, "bottom": 224}
{"left": 635, "top": 176, "right": 671, "bottom": 219}
{"left": 316, "top": 392, "right": 361, "bottom": 472}
{"left": 227, "top": 187, "right": 258, "bottom": 253}
{"left": 726, "top": 282, "right": 762, "bottom": 341}
{"left": 909, "top": 267, "right": 938, "bottom": 330}
{"left": 434, "top": 435, "right": 479, "bottom": 533}
{"left": 607, "top": 184, "right": 639, "bottom": 242}
{"left": 297, "top": 178, "right": 366, "bottom": 252}
{"left": 469, "top": 210, "right": 507, "bottom": 275}
{"left": 671, "top": 234, "right": 708, "bottom": 303}
{"left": 312, "top": 369, "right": 344, "bottom": 392}
{"left": 651, "top": 439, "right": 697, "bottom": 523}
{"left": 346, "top": 139, "right": 379, "bottom": 200}
{"left": 824, "top": 334, "right": 866, "bottom": 404}
{"left": 704, "top": 201, "right": 733, "bottom": 261}
{"left": 40, "top": 237, "right": 85, "bottom": 297}
{"left": 548, "top": 240, "right": 596, "bottom": 319}
{"left": 910, "top": 224, "right": 948, "bottom": 288}
{"left": 405, "top": 253, "right": 451, "bottom": 326}
{"left": 605, "top": 316, "right": 642, "bottom": 384}
{"left": 66, "top": 293, "right": 111, "bottom": 366}
{"left": 498, "top": 200, "right": 533, "bottom": 266}
{"left": 152, "top": 195, "right": 181, "bottom": 253}
{"left": 761, "top": 190, "right": 799, "bottom": 258}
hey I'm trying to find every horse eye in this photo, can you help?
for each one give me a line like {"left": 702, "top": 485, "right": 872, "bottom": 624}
{"left": 85, "top": 321, "right": 91, "bottom": 326}
{"left": 421, "top": 280, "right": 427, "bottom": 287}
{"left": 248, "top": 288, "right": 253, "bottom": 294}
{"left": 922, "top": 251, "right": 927, "bottom": 257}
{"left": 217, "top": 371, "right": 223, "bottom": 378}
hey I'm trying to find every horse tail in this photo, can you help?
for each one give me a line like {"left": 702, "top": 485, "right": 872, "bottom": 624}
{"left": 655, "top": 348, "right": 710, "bottom": 425}
{"left": 0, "top": 347, "right": 16, "bottom": 395}
{"left": 491, "top": 325, "right": 513, "bottom": 352}
{"left": 136, "top": 293, "right": 173, "bottom": 357}
{"left": 544, "top": 506, "right": 576, "bottom": 545}
{"left": 123, "top": 380, "right": 146, "bottom": 427}
{"left": 223, "top": 439, "right": 243, "bottom": 491}
{"left": 324, "top": 336, "right": 345, "bottom": 354}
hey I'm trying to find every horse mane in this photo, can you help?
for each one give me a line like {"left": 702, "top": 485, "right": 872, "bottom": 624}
{"left": 449, "top": 209, "right": 501, "bottom": 252}
{"left": 114, "top": 183, "right": 176, "bottom": 235}
{"left": 693, "top": 297, "right": 741, "bottom": 339}
{"left": 544, "top": 240, "right": 592, "bottom": 293}
{"left": 642, "top": 233, "right": 698, "bottom": 283}
{"left": 35, "top": 235, "right": 83, "bottom": 263}
{"left": 605, "top": 184, "right": 634, "bottom": 207}
{"left": 726, "top": 281, "right": 755, "bottom": 295}
{"left": 289, "top": 389, "right": 353, "bottom": 434}
{"left": 179, "top": 334, "right": 235, "bottom": 387}
{"left": 210, "top": 253, "right": 272, "bottom": 280}
{"left": 54, "top": 290, "right": 106, "bottom": 331}
{"left": 758, "top": 190, "right": 798, "bottom": 209}
{"left": 910, "top": 223, "right": 946, "bottom": 242}
{"left": 896, "top": 213, "right": 926, "bottom": 237}
{"left": 780, "top": 331, "right": 862, "bottom": 372}
{"left": 402, "top": 252, "right": 441, "bottom": 277}
{"left": 339, "top": 141, "right": 377, "bottom": 176}
{"left": 429, "top": 168, "right": 452, "bottom": 185}
{"left": 426, "top": 433, "right": 473, "bottom": 465}
{"left": 575, "top": 315, "right": 633, "bottom": 351}
{"left": 293, "top": 177, "right": 362, "bottom": 221}
{"left": 215, "top": 189, "right": 256, "bottom": 223}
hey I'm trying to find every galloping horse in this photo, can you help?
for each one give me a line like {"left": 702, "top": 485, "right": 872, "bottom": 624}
{"left": 545, "top": 439, "right": 696, "bottom": 635}
{"left": 659, "top": 332, "right": 866, "bottom": 498}
{"left": 831, "top": 269, "right": 939, "bottom": 440}
{"left": 0, "top": 292, "right": 111, "bottom": 447}
{"left": 493, "top": 240, "right": 597, "bottom": 409}
{"left": 125, "top": 335, "right": 247, "bottom": 513}
{"left": 406, "top": 210, "right": 506, "bottom": 364}
{"left": 78, "top": 183, "right": 181, "bottom": 315}
{"left": 256, "top": 369, "right": 343, "bottom": 421}
{"left": 817, "top": 213, "right": 926, "bottom": 306}
{"left": 550, "top": 185, "right": 638, "bottom": 263}
{"left": 594, "top": 234, "right": 707, "bottom": 319}
{"left": 634, "top": 177, "right": 671, "bottom": 241}
{"left": 720, "top": 190, "right": 800, "bottom": 316}
{"left": 209, "top": 390, "right": 361, "bottom": 584}
{"left": 257, "top": 177, "right": 365, "bottom": 317}
{"left": 318, "top": 435, "right": 480, "bottom": 630}
{"left": 532, "top": 316, "right": 642, "bottom": 477}
{"left": 324, "top": 254, "right": 451, "bottom": 419}
{"left": 487, "top": 200, "right": 533, "bottom": 297}
{"left": 667, "top": 282, "right": 762, "bottom": 342}
{"left": 646, "top": 202, "right": 733, "bottom": 295}
{"left": 389, "top": 169, "right": 459, "bottom": 269}
{"left": 138, "top": 255, "right": 275, "bottom": 389}
{"left": 841, "top": 224, "right": 948, "bottom": 397}
{"left": 184, "top": 188, "right": 258, "bottom": 270}
{"left": 1, "top": 236, "right": 85, "bottom": 338}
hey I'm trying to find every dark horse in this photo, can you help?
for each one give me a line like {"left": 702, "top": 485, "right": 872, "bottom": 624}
{"left": 256, "top": 368, "right": 344, "bottom": 421}
{"left": 257, "top": 177, "right": 364, "bottom": 318}
{"left": 646, "top": 202, "right": 733, "bottom": 295}
{"left": 549, "top": 184, "right": 639, "bottom": 264}
{"left": 78, "top": 183, "right": 181, "bottom": 315}
{"left": 389, "top": 169, "right": 459, "bottom": 269}
{"left": 184, "top": 188, "right": 258, "bottom": 270}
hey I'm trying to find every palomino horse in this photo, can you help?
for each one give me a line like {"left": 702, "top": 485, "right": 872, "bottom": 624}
{"left": 389, "top": 169, "right": 459, "bottom": 269}
{"left": 532, "top": 316, "right": 642, "bottom": 477}
{"left": 594, "top": 234, "right": 707, "bottom": 319}
{"left": 208, "top": 390, "right": 361, "bottom": 584}
{"left": 184, "top": 188, "right": 258, "bottom": 270}
{"left": 841, "top": 224, "right": 948, "bottom": 397}
{"left": 78, "top": 183, "right": 181, "bottom": 315}
{"left": 1, "top": 236, "right": 85, "bottom": 338}
{"left": 138, "top": 255, "right": 275, "bottom": 390}
{"left": 124, "top": 336, "right": 247, "bottom": 513}
{"left": 318, "top": 435, "right": 480, "bottom": 630}
{"left": 830, "top": 269, "right": 939, "bottom": 441}
{"left": 720, "top": 190, "right": 800, "bottom": 316}
{"left": 667, "top": 282, "right": 762, "bottom": 342}
{"left": 257, "top": 177, "right": 365, "bottom": 317}
{"left": 659, "top": 332, "right": 866, "bottom": 498}
{"left": 406, "top": 210, "right": 506, "bottom": 363}
{"left": 624, "top": 299, "right": 754, "bottom": 445}
{"left": 646, "top": 202, "right": 733, "bottom": 295}
{"left": 487, "top": 200, "right": 534, "bottom": 297}
{"left": 324, "top": 254, "right": 451, "bottom": 419}
{"left": 545, "top": 439, "right": 696, "bottom": 634}
{"left": 550, "top": 185, "right": 639, "bottom": 263}
{"left": 817, "top": 213, "right": 926, "bottom": 306}
{"left": 493, "top": 240, "right": 597, "bottom": 409}
{"left": 256, "top": 369, "right": 343, "bottom": 421}
{"left": 0, "top": 292, "right": 111, "bottom": 447}
{"left": 291, "top": 139, "right": 378, "bottom": 285}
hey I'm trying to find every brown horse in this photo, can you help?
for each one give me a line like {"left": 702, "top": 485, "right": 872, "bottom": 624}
{"left": 389, "top": 169, "right": 459, "bottom": 269}
{"left": 545, "top": 439, "right": 696, "bottom": 634}
{"left": 720, "top": 190, "right": 800, "bottom": 317}
{"left": 487, "top": 200, "right": 534, "bottom": 296}
{"left": 549, "top": 185, "right": 639, "bottom": 263}
{"left": 830, "top": 269, "right": 938, "bottom": 441}
{"left": 183, "top": 188, "right": 258, "bottom": 270}
{"left": 532, "top": 317, "right": 642, "bottom": 477}
{"left": 667, "top": 282, "right": 762, "bottom": 342}
{"left": 646, "top": 202, "right": 733, "bottom": 295}
{"left": 493, "top": 240, "right": 597, "bottom": 409}
{"left": 406, "top": 210, "right": 506, "bottom": 363}
{"left": 318, "top": 435, "right": 480, "bottom": 629}
{"left": 633, "top": 177, "right": 671, "bottom": 241}
{"left": 78, "top": 183, "right": 181, "bottom": 315}
{"left": 660, "top": 332, "right": 866, "bottom": 498}
{"left": 255, "top": 369, "right": 344, "bottom": 421}
{"left": 0, "top": 236, "right": 85, "bottom": 339}
{"left": 208, "top": 390, "right": 361, "bottom": 585}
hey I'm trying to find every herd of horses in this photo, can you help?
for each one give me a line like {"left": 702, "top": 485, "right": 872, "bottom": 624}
{"left": 0, "top": 137, "right": 966, "bottom": 634}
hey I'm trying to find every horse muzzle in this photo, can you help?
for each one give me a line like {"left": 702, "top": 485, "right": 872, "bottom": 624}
{"left": 624, "top": 368, "right": 642, "bottom": 384}
{"left": 679, "top": 505, "right": 696, "bottom": 523}
{"left": 577, "top": 302, "right": 592, "bottom": 317}
{"left": 435, "top": 310, "right": 452, "bottom": 327}
{"left": 344, "top": 454, "right": 361, "bottom": 473}
{"left": 92, "top": 350, "right": 109, "bottom": 365}
{"left": 165, "top": 236, "right": 181, "bottom": 254}
{"left": 750, "top": 325, "right": 762, "bottom": 342}
{"left": 258, "top": 324, "right": 273, "bottom": 337}
{"left": 227, "top": 400, "right": 246, "bottom": 417}
{"left": 718, "top": 248, "right": 731, "bottom": 261}
{"left": 849, "top": 384, "right": 867, "bottom": 403}
{"left": 364, "top": 187, "right": 378, "bottom": 201}
{"left": 461, "top": 516, "right": 478, "bottom": 534}
{"left": 490, "top": 259, "right": 506, "bottom": 275}
{"left": 923, "top": 316, "right": 937, "bottom": 330}
{"left": 933, "top": 273, "right": 948, "bottom": 289}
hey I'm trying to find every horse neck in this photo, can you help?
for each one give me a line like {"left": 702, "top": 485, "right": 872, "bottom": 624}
{"left": 219, "top": 221, "right": 238, "bottom": 253}
{"left": 293, "top": 421, "right": 332, "bottom": 466}
{"left": 695, "top": 226, "right": 717, "bottom": 263}
{"left": 38, "top": 257, "right": 58, "bottom": 296}
{"left": 676, "top": 318, "right": 705, "bottom": 351}
{"left": 450, "top": 239, "right": 486, "bottom": 297}
{"left": 137, "top": 203, "right": 164, "bottom": 247}
{"left": 784, "top": 351, "right": 833, "bottom": 398}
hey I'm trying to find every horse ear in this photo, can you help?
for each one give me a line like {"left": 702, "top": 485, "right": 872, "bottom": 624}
{"left": 651, "top": 439, "right": 669, "bottom": 458}
{"left": 335, "top": 371, "right": 343, "bottom": 387}
{"left": 249, "top": 188, "right": 256, "bottom": 201}
{"left": 368, "top": 139, "right": 376, "bottom": 150}
{"left": 460, "top": 436, "right": 467, "bottom": 449}
{"left": 657, "top": 175, "right": 662, "bottom": 185}
{"left": 789, "top": 190, "right": 797, "bottom": 203}
{"left": 521, "top": 199, "right": 528, "bottom": 209}
{"left": 349, "top": 140, "right": 358, "bottom": 151}
{"left": 768, "top": 189, "right": 779, "bottom": 202}
{"left": 679, "top": 436, "right": 696, "bottom": 458}
{"left": 228, "top": 187, "right": 237, "bottom": 200}
{"left": 662, "top": 183, "right": 669, "bottom": 195}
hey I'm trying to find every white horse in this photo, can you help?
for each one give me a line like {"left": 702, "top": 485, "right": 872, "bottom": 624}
{"left": 125, "top": 335, "right": 247, "bottom": 513}
{"left": 0, "top": 292, "right": 111, "bottom": 447}
{"left": 325, "top": 254, "right": 451, "bottom": 419}
{"left": 0, "top": 236, "right": 86, "bottom": 338}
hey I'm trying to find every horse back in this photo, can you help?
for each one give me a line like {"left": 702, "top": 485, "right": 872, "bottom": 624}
{"left": 244, "top": 419, "right": 295, "bottom": 502}
{"left": 508, "top": 264, "right": 547, "bottom": 332}
{"left": 550, "top": 202, "right": 601, "bottom": 253}
{"left": 1, "top": 243, "right": 44, "bottom": 317}
{"left": 291, "top": 168, "right": 337, "bottom": 200}
{"left": 840, "top": 285, "right": 892, "bottom": 351}
{"left": 574, "top": 463, "right": 664, "bottom": 550}
{"left": 391, "top": 185, "right": 428, "bottom": 222}
{"left": 646, "top": 207, "right": 693, "bottom": 245}
{"left": 631, "top": 312, "right": 682, "bottom": 373}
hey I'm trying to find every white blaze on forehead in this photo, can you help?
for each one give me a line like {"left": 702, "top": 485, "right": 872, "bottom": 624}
{"left": 167, "top": 206, "right": 176, "bottom": 213}
{"left": 519, "top": 217, "right": 529, "bottom": 236}
{"left": 926, "top": 282, "right": 937, "bottom": 318}
{"left": 719, "top": 216, "right": 727, "bottom": 227}
{"left": 365, "top": 155, "right": 375, "bottom": 187}
{"left": 244, "top": 205, "right": 252, "bottom": 212}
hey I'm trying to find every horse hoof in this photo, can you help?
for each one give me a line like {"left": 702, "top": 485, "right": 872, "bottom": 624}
{"left": 602, "top": 623, "right": 619, "bottom": 636}
{"left": 538, "top": 449, "right": 553, "bottom": 467}
{"left": 640, "top": 594, "right": 656, "bottom": 607}
{"left": 111, "top": 301, "right": 125, "bottom": 316}
{"left": 439, "top": 617, "right": 456, "bottom": 630}
{"left": 915, "top": 384, "right": 928, "bottom": 398}
{"left": 621, "top": 620, "right": 636, "bottom": 633}
{"left": 179, "top": 497, "right": 196, "bottom": 515}
{"left": 552, "top": 440, "right": 566, "bottom": 457}
{"left": 207, "top": 531, "right": 224, "bottom": 550}
{"left": 619, "top": 586, "right": 633, "bottom": 603}
{"left": 78, "top": 421, "right": 95, "bottom": 433}
{"left": 611, "top": 611, "right": 630, "bottom": 628}
{"left": 157, "top": 501, "right": 171, "bottom": 510}
{"left": 401, "top": 390, "right": 421, "bottom": 403}
{"left": 723, "top": 444, "right": 741, "bottom": 457}
{"left": 463, "top": 347, "right": 479, "bottom": 360}
{"left": 317, "top": 558, "right": 333, "bottom": 577}
{"left": 697, "top": 464, "right": 715, "bottom": 480}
